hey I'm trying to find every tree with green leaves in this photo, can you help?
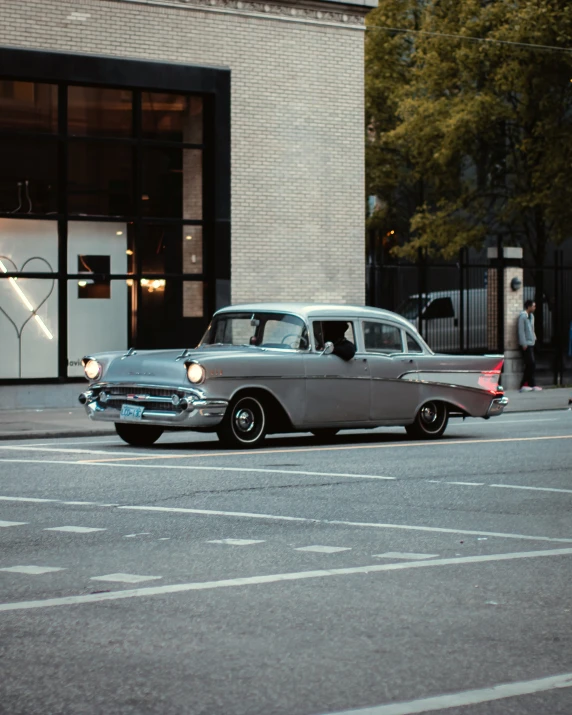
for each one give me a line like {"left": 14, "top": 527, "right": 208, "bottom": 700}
{"left": 365, "top": 0, "right": 572, "bottom": 265}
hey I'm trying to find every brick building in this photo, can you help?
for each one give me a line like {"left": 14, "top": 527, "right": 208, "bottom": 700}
{"left": 0, "top": 0, "right": 375, "bottom": 386}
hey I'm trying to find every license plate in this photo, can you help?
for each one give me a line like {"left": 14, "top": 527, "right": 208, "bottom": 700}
{"left": 120, "top": 404, "right": 144, "bottom": 421}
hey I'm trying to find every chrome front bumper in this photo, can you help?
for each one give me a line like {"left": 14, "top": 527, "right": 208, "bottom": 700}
{"left": 79, "top": 383, "right": 228, "bottom": 429}
{"left": 486, "top": 396, "right": 509, "bottom": 418}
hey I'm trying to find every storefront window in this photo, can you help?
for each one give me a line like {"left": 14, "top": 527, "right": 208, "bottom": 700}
{"left": 0, "top": 71, "right": 211, "bottom": 382}
{"left": 142, "top": 92, "right": 203, "bottom": 143}
{"left": 68, "top": 86, "right": 133, "bottom": 137}
{"left": 0, "top": 138, "right": 58, "bottom": 214}
{"left": 0, "top": 81, "right": 58, "bottom": 133}
{"left": 68, "top": 142, "right": 133, "bottom": 216}
{"left": 67, "top": 278, "right": 129, "bottom": 377}
{"left": 0, "top": 276, "right": 58, "bottom": 378}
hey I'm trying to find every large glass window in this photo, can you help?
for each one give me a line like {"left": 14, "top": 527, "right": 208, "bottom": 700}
{"left": 142, "top": 93, "right": 203, "bottom": 143}
{"left": 68, "top": 86, "right": 133, "bottom": 137}
{"left": 0, "top": 81, "right": 58, "bottom": 133}
{"left": 0, "top": 78, "right": 208, "bottom": 381}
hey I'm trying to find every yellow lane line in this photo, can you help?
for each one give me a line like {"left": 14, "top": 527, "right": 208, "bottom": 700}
{"left": 78, "top": 434, "right": 572, "bottom": 464}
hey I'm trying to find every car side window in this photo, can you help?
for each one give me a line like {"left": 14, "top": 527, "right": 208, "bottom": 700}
{"left": 405, "top": 332, "right": 424, "bottom": 353}
{"left": 313, "top": 321, "right": 355, "bottom": 351}
{"left": 363, "top": 321, "right": 403, "bottom": 354}
{"left": 423, "top": 297, "right": 454, "bottom": 320}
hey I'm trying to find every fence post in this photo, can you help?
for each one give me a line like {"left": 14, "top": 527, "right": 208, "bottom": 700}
{"left": 459, "top": 248, "right": 465, "bottom": 353}
{"left": 487, "top": 244, "right": 523, "bottom": 389}
{"left": 553, "top": 250, "right": 563, "bottom": 386}
{"left": 417, "top": 248, "right": 426, "bottom": 340}
{"left": 497, "top": 236, "right": 505, "bottom": 355}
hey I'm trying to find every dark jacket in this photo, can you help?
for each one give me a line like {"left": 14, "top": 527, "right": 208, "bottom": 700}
{"left": 333, "top": 338, "right": 356, "bottom": 361}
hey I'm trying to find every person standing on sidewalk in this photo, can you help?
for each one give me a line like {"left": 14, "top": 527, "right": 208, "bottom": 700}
{"left": 518, "top": 300, "right": 542, "bottom": 392}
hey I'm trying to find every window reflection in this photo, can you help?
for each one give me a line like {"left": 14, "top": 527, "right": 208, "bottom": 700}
{"left": 0, "top": 138, "right": 58, "bottom": 214}
{"left": 140, "top": 147, "right": 202, "bottom": 219}
{"left": 68, "top": 142, "right": 133, "bottom": 216}
{"left": 68, "top": 86, "right": 133, "bottom": 137}
{"left": 0, "top": 81, "right": 57, "bottom": 133}
{"left": 142, "top": 92, "right": 203, "bottom": 143}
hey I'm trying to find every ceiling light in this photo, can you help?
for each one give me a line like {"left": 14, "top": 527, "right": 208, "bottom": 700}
{"left": 126, "top": 249, "right": 133, "bottom": 256}
{"left": 116, "top": 231, "right": 123, "bottom": 236}
{"left": 186, "top": 235, "right": 192, "bottom": 240}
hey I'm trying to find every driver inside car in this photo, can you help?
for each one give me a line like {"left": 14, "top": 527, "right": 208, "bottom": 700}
{"left": 317, "top": 321, "right": 356, "bottom": 361}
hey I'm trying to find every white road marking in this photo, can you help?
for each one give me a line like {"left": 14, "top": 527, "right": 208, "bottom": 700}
{"left": 0, "top": 457, "right": 395, "bottom": 481}
{"left": 447, "top": 481, "right": 484, "bottom": 486}
{"left": 1, "top": 547, "right": 571, "bottom": 613}
{"left": 123, "top": 532, "right": 151, "bottom": 538}
{"left": 295, "top": 545, "right": 351, "bottom": 554}
{"left": 0, "top": 565, "right": 65, "bottom": 575}
{"left": 43, "top": 526, "right": 106, "bottom": 534}
{"left": 207, "top": 538, "right": 265, "bottom": 546}
{"left": 82, "top": 461, "right": 397, "bottom": 481}
{"left": 0, "top": 520, "right": 28, "bottom": 528}
{"left": 0, "top": 496, "right": 57, "bottom": 503}
{"left": 317, "top": 672, "right": 572, "bottom": 715}
{"left": 90, "top": 573, "right": 162, "bottom": 584}
{"left": 491, "top": 483, "right": 572, "bottom": 495}
{"left": 118, "top": 505, "right": 572, "bottom": 543}
{"left": 372, "top": 553, "right": 438, "bottom": 560}
{"left": 63, "top": 501, "right": 95, "bottom": 505}
{"left": 0, "top": 446, "right": 142, "bottom": 456}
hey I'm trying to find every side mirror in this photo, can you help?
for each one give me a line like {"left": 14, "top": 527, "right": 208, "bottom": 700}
{"left": 322, "top": 342, "right": 334, "bottom": 355}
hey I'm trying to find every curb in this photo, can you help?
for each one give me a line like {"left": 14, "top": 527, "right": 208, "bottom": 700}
{"left": 0, "top": 429, "right": 116, "bottom": 442}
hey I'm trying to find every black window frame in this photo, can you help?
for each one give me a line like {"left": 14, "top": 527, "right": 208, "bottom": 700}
{"left": 0, "top": 46, "right": 230, "bottom": 385}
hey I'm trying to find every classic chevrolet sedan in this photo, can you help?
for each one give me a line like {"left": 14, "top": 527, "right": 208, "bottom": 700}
{"left": 79, "top": 303, "right": 508, "bottom": 447}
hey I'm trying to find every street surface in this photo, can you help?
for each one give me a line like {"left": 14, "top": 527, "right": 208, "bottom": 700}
{"left": 0, "top": 410, "right": 571, "bottom": 715}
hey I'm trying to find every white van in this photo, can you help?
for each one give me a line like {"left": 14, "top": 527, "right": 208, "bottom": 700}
{"left": 398, "top": 288, "right": 551, "bottom": 353}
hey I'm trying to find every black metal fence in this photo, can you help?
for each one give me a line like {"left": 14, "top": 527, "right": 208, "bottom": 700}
{"left": 366, "top": 246, "right": 572, "bottom": 386}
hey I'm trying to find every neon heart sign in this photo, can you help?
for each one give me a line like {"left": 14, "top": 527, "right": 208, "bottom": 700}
{"left": 0, "top": 255, "right": 55, "bottom": 378}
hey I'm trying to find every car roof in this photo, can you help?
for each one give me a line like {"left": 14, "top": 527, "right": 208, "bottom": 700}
{"left": 214, "top": 302, "right": 416, "bottom": 330}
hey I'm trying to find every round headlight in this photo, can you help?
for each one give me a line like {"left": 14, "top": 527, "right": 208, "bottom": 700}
{"left": 186, "top": 362, "right": 206, "bottom": 384}
{"left": 84, "top": 359, "right": 102, "bottom": 381}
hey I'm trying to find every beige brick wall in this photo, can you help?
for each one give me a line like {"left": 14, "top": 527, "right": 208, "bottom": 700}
{"left": 0, "top": 0, "right": 367, "bottom": 305}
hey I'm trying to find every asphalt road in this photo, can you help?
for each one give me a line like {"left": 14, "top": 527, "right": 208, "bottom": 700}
{"left": 0, "top": 410, "right": 571, "bottom": 715}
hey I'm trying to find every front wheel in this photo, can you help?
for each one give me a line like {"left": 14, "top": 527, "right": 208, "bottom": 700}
{"left": 217, "top": 395, "right": 267, "bottom": 448}
{"left": 405, "top": 401, "right": 448, "bottom": 440}
{"left": 115, "top": 422, "right": 164, "bottom": 447}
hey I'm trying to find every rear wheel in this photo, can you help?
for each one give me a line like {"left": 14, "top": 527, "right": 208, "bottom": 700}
{"left": 115, "top": 422, "right": 164, "bottom": 447}
{"left": 310, "top": 429, "right": 339, "bottom": 441}
{"left": 405, "top": 401, "right": 448, "bottom": 440}
{"left": 217, "top": 395, "right": 267, "bottom": 448}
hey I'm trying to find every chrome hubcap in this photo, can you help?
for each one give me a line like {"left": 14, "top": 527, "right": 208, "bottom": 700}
{"left": 421, "top": 404, "right": 438, "bottom": 425}
{"left": 235, "top": 408, "right": 255, "bottom": 433}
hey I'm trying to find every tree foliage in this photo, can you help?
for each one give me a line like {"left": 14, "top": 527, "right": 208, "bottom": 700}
{"left": 365, "top": 0, "right": 572, "bottom": 263}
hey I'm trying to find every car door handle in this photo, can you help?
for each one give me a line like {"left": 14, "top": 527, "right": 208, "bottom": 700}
{"left": 400, "top": 358, "right": 414, "bottom": 364}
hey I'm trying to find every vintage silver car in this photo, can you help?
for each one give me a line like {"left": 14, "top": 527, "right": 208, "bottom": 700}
{"left": 79, "top": 303, "right": 508, "bottom": 447}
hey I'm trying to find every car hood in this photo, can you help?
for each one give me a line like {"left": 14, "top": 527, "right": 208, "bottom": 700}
{"left": 95, "top": 345, "right": 261, "bottom": 387}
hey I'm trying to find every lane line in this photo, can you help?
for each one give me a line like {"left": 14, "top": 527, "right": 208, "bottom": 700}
{"left": 76, "top": 434, "right": 572, "bottom": 464}
{"left": 491, "top": 484, "right": 572, "bottom": 495}
{"left": 317, "top": 672, "right": 572, "bottom": 715}
{"left": 117, "top": 505, "right": 572, "bottom": 543}
{"left": 1, "top": 547, "right": 571, "bottom": 613}
{"left": 0, "top": 458, "right": 395, "bottom": 481}
{"left": 447, "top": 481, "right": 484, "bottom": 486}
{"left": 0, "top": 446, "right": 143, "bottom": 456}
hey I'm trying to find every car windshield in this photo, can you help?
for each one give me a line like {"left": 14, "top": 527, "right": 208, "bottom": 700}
{"left": 200, "top": 312, "right": 309, "bottom": 350}
{"left": 397, "top": 297, "right": 428, "bottom": 320}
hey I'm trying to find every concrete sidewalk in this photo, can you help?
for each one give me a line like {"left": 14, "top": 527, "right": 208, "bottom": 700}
{"left": 0, "top": 389, "right": 569, "bottom": 441}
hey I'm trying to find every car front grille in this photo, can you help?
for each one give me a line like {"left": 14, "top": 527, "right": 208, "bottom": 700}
{"left": 97, "top": 384, "right": 190, "bottom": 412}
